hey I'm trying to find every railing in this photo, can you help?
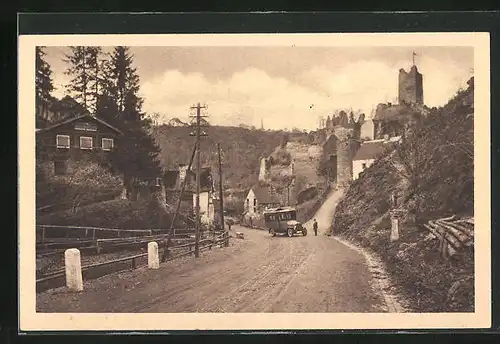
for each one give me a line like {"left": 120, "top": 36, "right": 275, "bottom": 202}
{"left": 35, "top": 224, "right": 201, "bottom": 243}
{"left": 423, "top": 215, "right": 474, "bottom": 259}
{"left": 36, "top": 231, "right": 228, "bottom": 293}
{"left": 36, "top": 231, "right": 203, "bottom": 257}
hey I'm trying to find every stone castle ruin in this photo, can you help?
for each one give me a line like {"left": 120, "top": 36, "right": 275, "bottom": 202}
{"left": 258, "top": 111, "right": 365, "bottom": 206}
{"left": 373, "top": 64, "right": 428, "bottom": 139}
{"left": 256, "top": 61, "right": 427, "bottom": 207}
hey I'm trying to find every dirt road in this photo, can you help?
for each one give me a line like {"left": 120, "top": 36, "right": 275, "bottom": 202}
{"left": 37, "top": 189, "right": 389, "bottom": 313}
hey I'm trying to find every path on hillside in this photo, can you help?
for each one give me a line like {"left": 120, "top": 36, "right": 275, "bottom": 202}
{"left": 37, "top": 189, "right": 389, "bottom": 313}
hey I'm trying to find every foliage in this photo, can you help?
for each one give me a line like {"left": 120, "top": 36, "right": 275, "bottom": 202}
{"left": 38, "top": 199, "right": 172, "bottom": 229}
{"left": 224, "top": 197, "right": 245, "bottom": 216}
{"left": 94, "top": 46, "right": 162, "bottom": 198}
{"left": 152, "top": 125, "right": 283, "bottom": 191}
{"left": 36, "top": 159, "right": 123, "bottom": 212}
{"left": 35, "top": 46, "right": 55, "bottom": 127}
{"left": 330, "top": 78, "right": 475, "bottom": 312}
{"left": 64, "top": 46, "right": 103, "bottom": 113}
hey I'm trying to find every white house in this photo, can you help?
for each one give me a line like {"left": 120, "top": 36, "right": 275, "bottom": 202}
{"left": 245, "top": 185, "right": 281, "bottom": 217}
{"left": 353, "top": 136, "right": 401, "bottom": 180}
{"left": 193, "top": 191, "right": 215, "bottom": 225}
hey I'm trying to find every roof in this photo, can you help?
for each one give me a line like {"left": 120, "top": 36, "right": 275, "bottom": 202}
{"left": 263, "top": 206, "right": 296, "bottom": 213}
{"left": 163, "top": 166, "right": 213, "bottom": 190}
{"left": 353, "top": 139, "right": 396, "bottom": 161}
{"left": 250, "top": 185, "right": 281, "bottom": 204}
{"left": 36, "top": 114, "right": 124, "bottom": 135}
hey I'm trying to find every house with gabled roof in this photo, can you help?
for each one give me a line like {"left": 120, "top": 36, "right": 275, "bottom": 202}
{"left": 162, "top": 164, "right": 216, "bottom": 225}
{"left": 245, "top": 184, "right": 282, "bottom": 216}
{"left": 352, "top": 136, "right": 401, "bottom": 180}
{"left": 36, "top": 114, "right": 123, "bottom": 175}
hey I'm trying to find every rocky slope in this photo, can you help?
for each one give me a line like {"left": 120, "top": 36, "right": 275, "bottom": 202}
{"left": 330, "top": 78, "right": 475, "bottom": 312}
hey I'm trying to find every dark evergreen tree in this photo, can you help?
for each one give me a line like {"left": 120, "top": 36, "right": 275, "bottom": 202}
{"left": 35, "top": 46, "right": 54, "bottom": 127}
{"left": 64, "top": 46, "right": 102, "bottom": 114}
{"left": 97, "top": 46, "right": 162, "bottom": 200}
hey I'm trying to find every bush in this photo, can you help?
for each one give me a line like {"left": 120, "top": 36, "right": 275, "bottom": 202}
{"left": 36, "top": 159, "right": 123, "bottom": 210}
{"left": 38, "top": 199, "right": 173, "bottom": 230}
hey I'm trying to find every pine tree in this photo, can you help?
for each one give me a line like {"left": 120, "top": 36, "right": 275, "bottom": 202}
{"left": 35, "top": 46, "right": 54, "bottom": 126}
{"left": 64, "top": 46, "right": 102, "bottom": 114}
{"left": 87, "top": 46, "right": 103, "bottom": 113}
{"left": 108, "top": 46, "right": 140, "bottom": 113}
{"left": 98, "top": 46, "right": 162, "bottom": 200}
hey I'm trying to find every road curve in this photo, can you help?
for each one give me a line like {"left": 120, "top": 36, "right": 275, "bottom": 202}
{"left": 37, "top": 190, "right": 388, "bottom": 313}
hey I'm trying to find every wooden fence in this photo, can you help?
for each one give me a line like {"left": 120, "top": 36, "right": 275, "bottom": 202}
{"left": 36, "top": 231, "right": 228, "bottom": 293}
{"left": 423, "top": 215, "right": 474, "bottom": 259}
{"left": 36, "top": 224, "right": 198, "bottom": 243}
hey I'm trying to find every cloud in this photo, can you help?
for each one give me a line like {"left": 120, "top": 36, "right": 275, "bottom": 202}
{"left": 50, "top": 53, "right": 471, "bottom": 131}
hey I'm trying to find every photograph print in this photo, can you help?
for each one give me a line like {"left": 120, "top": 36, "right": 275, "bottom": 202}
{"left": 19, "top": 32, "right": 490, "bottom": 331}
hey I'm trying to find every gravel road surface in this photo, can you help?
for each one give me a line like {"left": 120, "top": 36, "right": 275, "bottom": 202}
{"left": 37, "top": 189, "right": 389, "bottom": 313}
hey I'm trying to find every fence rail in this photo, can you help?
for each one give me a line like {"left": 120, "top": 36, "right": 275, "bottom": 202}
{"left": 36, "top": 230, "right": 212, "bottom": 257}
{"left": 36, "top": 224, "right": 199, "bottom": 244}
{"left": 36, "top": 231, "right": 229, "bottom": 293}
{"left": 423, "top": 215, "right": 474, "bottom": 259}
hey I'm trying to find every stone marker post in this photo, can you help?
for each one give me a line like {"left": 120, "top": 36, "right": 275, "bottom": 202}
{"left": 390, "top": 210, "right": 400, "bottom": 242}
{"left": 148, "top": 242, "right": 159, "bottom": 269}
{"left": 64, "top": 248, "right": 83, "bottom": 292}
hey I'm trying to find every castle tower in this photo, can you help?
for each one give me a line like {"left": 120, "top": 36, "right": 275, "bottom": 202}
{"left": 398, "top": 57, "right": 424, "bottom": 105}
{"left": 334, "top": 127, "right": 356, "bottom": 186}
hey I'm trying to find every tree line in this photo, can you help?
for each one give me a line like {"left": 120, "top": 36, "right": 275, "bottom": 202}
{"left": 35, "top": 46, "right": 162, "bottom": 200}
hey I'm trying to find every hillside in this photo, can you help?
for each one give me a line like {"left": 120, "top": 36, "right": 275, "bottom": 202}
{"left": 152, "top": 125, "right": 285, "bottom": 192}
{"left": 331, "top": 78, "right": 474, "bottom": 312}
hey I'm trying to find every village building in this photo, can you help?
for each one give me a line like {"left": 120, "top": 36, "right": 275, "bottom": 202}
{"left": 162, "top": 165, "right": 216, "bottom": 226}
{"left": 352, "top": 136, "right": 401, "bottom": 180}
{"left": 36, "top": 114, "right": 123, "bottom": 176}
{"left": 245, "top": 185, "right": 281, "bottom": 216}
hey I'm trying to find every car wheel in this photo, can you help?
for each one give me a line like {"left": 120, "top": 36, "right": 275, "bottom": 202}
{"left": 303, "top": 229, "right": 307, "bottom": 236}
{"left": 287, "top": 227, "right": 294, "bottom": 237}
{"left": 270, "top": 228, "right": 276, "bottom": 237}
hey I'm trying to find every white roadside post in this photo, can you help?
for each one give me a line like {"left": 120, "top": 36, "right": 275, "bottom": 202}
{"left": 148, "top": 242, "right": 159, "bottom": 269}
{"left": 390, "top": 210, "right": 400, "bottom": 242}
{"left": 64, "top": 248, "right": 83, "bottom": 292}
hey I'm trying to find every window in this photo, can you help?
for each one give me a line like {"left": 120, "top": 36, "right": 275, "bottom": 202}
{"left": 80, "top": 136, "right": 93, "bottom": 150}
{"left": 101, "top": 138, "right": 114, "bottom": 151}
{"left": 254, "top": 199, "right": 257, "bottom": 206}
{"left": 54, "top": 160, "right": 68, "bottom": 175}
{"left": 56, "top": 135, "right": 70, "bottom": 148}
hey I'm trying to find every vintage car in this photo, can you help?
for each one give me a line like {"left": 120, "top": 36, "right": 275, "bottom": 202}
{"left": 263, "top": 207, "right": 307, "bottom": 237}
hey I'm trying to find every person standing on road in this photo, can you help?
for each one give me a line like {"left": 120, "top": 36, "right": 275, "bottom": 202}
{"left": 313, "top": 219, "right": 318, "bottom": 236}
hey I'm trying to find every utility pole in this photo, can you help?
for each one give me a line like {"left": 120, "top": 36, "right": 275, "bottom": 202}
{"left": 189, "top": 103, "right": 208, "bottom": 258}
{"left": 161, "top": 142, "right": 197, "bottom": 262}
{"left": 217, "top": 142, "right": 227, "bottom": 246}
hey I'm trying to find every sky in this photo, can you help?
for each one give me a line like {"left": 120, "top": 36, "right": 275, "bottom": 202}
{"left": 44, "top": 46, "right": 473, "bottom": 131}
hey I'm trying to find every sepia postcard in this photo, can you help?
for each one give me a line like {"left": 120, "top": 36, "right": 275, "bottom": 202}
{"left": 19, "top": 32, "right": 490, "bottom": 331}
